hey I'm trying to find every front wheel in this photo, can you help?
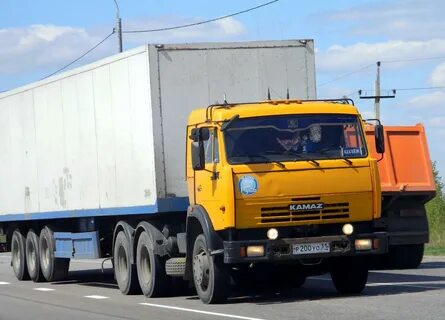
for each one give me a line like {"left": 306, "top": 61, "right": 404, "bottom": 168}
{"left": 330, "top": 258, "right": 368, "bottom": 294}
{"left": 192, "top": 234, "right": 230, "bottom": 304}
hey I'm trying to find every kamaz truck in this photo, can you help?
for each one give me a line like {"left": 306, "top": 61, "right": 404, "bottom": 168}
{"left": 0, "top": 40, "right": 388, "bottom": 304}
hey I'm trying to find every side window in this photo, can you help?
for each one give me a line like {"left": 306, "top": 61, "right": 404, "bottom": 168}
{"left": 203, "top": 129, "right": 219, "bottom": 164}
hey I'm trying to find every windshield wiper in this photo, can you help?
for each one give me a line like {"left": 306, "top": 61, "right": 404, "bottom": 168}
{"left": 248, "top": 154, "right": 286, "bottom": 169}
{"left": 264, "top": 150, "right": 320, "bottom": 167}
{"left": 221, "top": 114, "right": 240, "bottom": 131}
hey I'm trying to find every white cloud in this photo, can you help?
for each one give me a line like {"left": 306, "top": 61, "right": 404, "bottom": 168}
{"left": 0, "top": 16, "right": 246, "bottom": 78}
{"left": 0, "top": 24, "right": 110, "bottom": 75}
{"left": 123, "top": 16, "right": 246, "bottom": 44}
{"left": 406, "top": 91, "right": 445, "bottom": 109}
{"left": 428, "top": 116, "right": 445, "bottom": 127}
{"left": 317, "top": 39, "right": 445, "bottom": 73}
{"left": 322, "top": 0, "right": 445, "bottom": 40}
{"left": 430, "top": 63, "right": 445, "bottom": 86}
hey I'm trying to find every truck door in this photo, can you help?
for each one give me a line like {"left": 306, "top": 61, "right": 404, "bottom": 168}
{"left": 191, "top": 127, "right": 234, "bottom": 230}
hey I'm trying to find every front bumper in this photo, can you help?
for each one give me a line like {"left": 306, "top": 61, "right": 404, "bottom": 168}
{"left": 223, "top": 232, "right": 388, "bottom": 264}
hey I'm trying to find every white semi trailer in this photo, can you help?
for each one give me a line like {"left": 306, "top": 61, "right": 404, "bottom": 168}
{"left": 0, "top": 40, "right": 316, "bottom": 303}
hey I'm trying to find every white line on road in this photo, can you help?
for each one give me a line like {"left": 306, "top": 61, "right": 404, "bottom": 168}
{"left": 0, "top": 281, "right": 10, "bottom": 285}
{"left": 309, "top": 277, "right": 445, "bottom": 290}
{"left": 140, "top": 302, "right": 267, "bottom": 320}
{"left": 366, "top": 282, "right": 445, "bottom": 290}
{"left": 33, "top": 288, "right": 55, "bottom": 292}
{"left": 84, "top": 295, "right": 109, "bottom": 299}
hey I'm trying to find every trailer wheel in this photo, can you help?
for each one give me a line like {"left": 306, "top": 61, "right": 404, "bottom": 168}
{"left": 11, "top": 230, "right": 30, "bottom": 280}
{"left": 114, "top": 231, "right": 140, "bottom": 295}
{"left": 136, "top": 231, "right": 170, "bottom": 297}
{"left": 39, "top": 226, "right": 70, "bottom": 282}
{"left": 26, "top": 230, "right": 45, "bottom": 282}
{"left": 331, "top": 258, "right": 368, "bottom": 295}
{"left": 192, "top": 234, "right": 229, "bottom": 304}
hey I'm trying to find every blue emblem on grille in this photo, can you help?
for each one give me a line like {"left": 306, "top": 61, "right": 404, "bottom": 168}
{"left": 239, "top": 175, "right": 258, "bottom": 195}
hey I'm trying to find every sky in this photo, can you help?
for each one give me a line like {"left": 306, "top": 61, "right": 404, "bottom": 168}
{"left": 1, "top": 0, "right": 445, "bottom": 178}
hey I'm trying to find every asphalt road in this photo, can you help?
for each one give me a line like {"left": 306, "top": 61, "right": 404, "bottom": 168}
{"left": 0, "top": 253, "right": 444, "bottom": 320}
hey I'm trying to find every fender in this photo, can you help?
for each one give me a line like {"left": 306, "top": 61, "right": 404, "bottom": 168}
{"left": 186, "top": 205, "right": 224, "bottom": 252}
{"left": 134, "top": 221, "right": 169, "bottom": 257}
{"left": 112, "top": 221, "right": 136, "bottom": 264}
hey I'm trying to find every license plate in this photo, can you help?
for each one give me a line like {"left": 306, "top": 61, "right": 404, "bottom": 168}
{"left": 293, "top": 242, "right": 330, "bottom": 255}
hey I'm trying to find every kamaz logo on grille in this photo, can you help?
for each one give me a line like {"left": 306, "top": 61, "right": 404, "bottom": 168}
{"left": 289, "top": 203, "right": 324, "bottom": 211}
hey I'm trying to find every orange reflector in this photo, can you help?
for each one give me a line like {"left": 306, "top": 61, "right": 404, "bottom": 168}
{"left": 373, "top": 239, "right": 379, "bottom": 249}
{"left": 240, "top": 246, "right": 246, "bottom": 257}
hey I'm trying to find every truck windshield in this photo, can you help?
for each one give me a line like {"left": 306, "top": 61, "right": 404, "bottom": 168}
{"left": 223, "top": 114, "right": 367, "bottom": 165}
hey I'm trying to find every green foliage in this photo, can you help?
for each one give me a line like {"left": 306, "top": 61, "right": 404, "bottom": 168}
{"left": 425, "top": 162, "right": 445, "bottom": 249}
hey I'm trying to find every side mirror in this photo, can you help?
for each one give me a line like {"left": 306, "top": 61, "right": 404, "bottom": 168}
{"left": 375, "top": 124, "right": 385, "bottom": 154}
{"left": 191, "top": 141, "right": 205, "bottom": 170}
{"left": 190, "top": 128, "right": 210, "bottom": 170}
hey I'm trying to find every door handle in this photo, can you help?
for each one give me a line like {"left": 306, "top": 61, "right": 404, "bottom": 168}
{"left": 197, "top": 185, "right": 202, "bottom": 192}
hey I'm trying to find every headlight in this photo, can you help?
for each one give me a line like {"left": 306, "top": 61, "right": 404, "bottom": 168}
{"left": 267, "top": 228, "right": 279, "bottom": 240}
{"left": 342, "top": 223, "right": 354, "bottom": 235}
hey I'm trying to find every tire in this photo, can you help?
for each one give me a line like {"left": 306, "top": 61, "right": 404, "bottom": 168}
{"left": 26, "top": 229, "right": 45, "bottom": 282}
{"left": 11, "top": 230, "right": 30, "bottom": 280}
{"left": 136, "top": 231, "right": 170, "bottom": 297}
{"left": 114, "top": 231, "right": 140, "bottom": 295}
{"left": 39, "top": 226, "right": 70, "bottom": 282}
{"left": 331, "top": 258, "right": 368, "bottom": 295}
{"left": 192, "top": 234, "right": 230, "bottom": 304}
{"left": 389, "top": 244, "right": 424, "bottom": 269}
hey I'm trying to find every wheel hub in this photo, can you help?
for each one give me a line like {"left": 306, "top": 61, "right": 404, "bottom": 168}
{"left": 193, "top": 251, "right": 210, "bottom": 289}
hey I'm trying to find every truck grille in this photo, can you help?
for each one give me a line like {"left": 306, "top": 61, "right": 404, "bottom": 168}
{"left": 260, "top": 199, "right": 350, "bottom": 224}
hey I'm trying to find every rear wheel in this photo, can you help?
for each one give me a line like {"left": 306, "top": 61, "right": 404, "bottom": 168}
{"left": 192, "top": 234, "right": 230, "bottom": 304}
{"left": 26, "top": 230, "right": 45, "bottom": 282}
{"left": 389, "top": 244, "right": 424, "bottom": 269}
{"left": 136, "top": 231, "right": 170, "bottom": 297}
{"left": 11, "top": 230, "right": 30, "bottom": 280}
{"left": 114, "top": 231, "right": 140, "bottom": 295}
{"left": 331, "top": 258, "right": 368, "bottom": 294}
{"left": 39, "top": 226, "right": 70, "bottom": 282}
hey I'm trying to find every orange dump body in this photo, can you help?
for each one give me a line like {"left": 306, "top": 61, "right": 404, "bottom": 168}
{"left": 365, "top": 124, "right": 435, "bottom": 194}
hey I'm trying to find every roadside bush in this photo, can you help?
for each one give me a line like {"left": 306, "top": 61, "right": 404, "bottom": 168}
{"left": 425, "top": 162, "right": 445, "bottom": 249}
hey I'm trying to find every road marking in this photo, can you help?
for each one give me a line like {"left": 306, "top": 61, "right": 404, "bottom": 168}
{"left": 84, "top": 295, "right": 109, "bottom": 299}
{"left": 33, "top": 288, "right": 55, "bottom": 292}
{"left": 140, "top": 302, "right": 267, "bottom": 320}
{"left": 309, "top": 277, "right": 445, "bottom": 290}
{"left": 0, "top": 281, "right": 10, "bottom": 285}
{"left": 366, "top": 282, "right": 445, "bottom": 290}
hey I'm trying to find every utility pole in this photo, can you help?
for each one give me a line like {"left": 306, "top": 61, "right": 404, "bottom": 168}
{"left": 359, "top": 61, "right": 396, "bottom": 120}
{"left": 374, "top": 61, "right": 381, "bottom": 120}
{"left": 113, "top": 0, "right": 123, "bottom": 53}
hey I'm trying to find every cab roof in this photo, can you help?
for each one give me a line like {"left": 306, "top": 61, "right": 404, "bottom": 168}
{"left": 188, "top": 99, "right": 361, "bottom": 126}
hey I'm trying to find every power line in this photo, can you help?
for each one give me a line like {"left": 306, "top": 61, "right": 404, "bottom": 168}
{"left": 394, "top": 86, "right": 445, "bottom": 91}
{"left": 41, "top": 30, "right": 115, "bottom": 80}
{"left": 357, "top": 86, "right": 445, "bottom": 92}
{"left": 319, "top": 54, "right": 445, "bottom": 88}
{"left": 382, "top": 56, "right": 445, "bottom": 64}
{"left": 123, "top": 0, "right": 279, "bottom": 34}
{"left": 317, "top": 64, "right": 374, "bottom": 87}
